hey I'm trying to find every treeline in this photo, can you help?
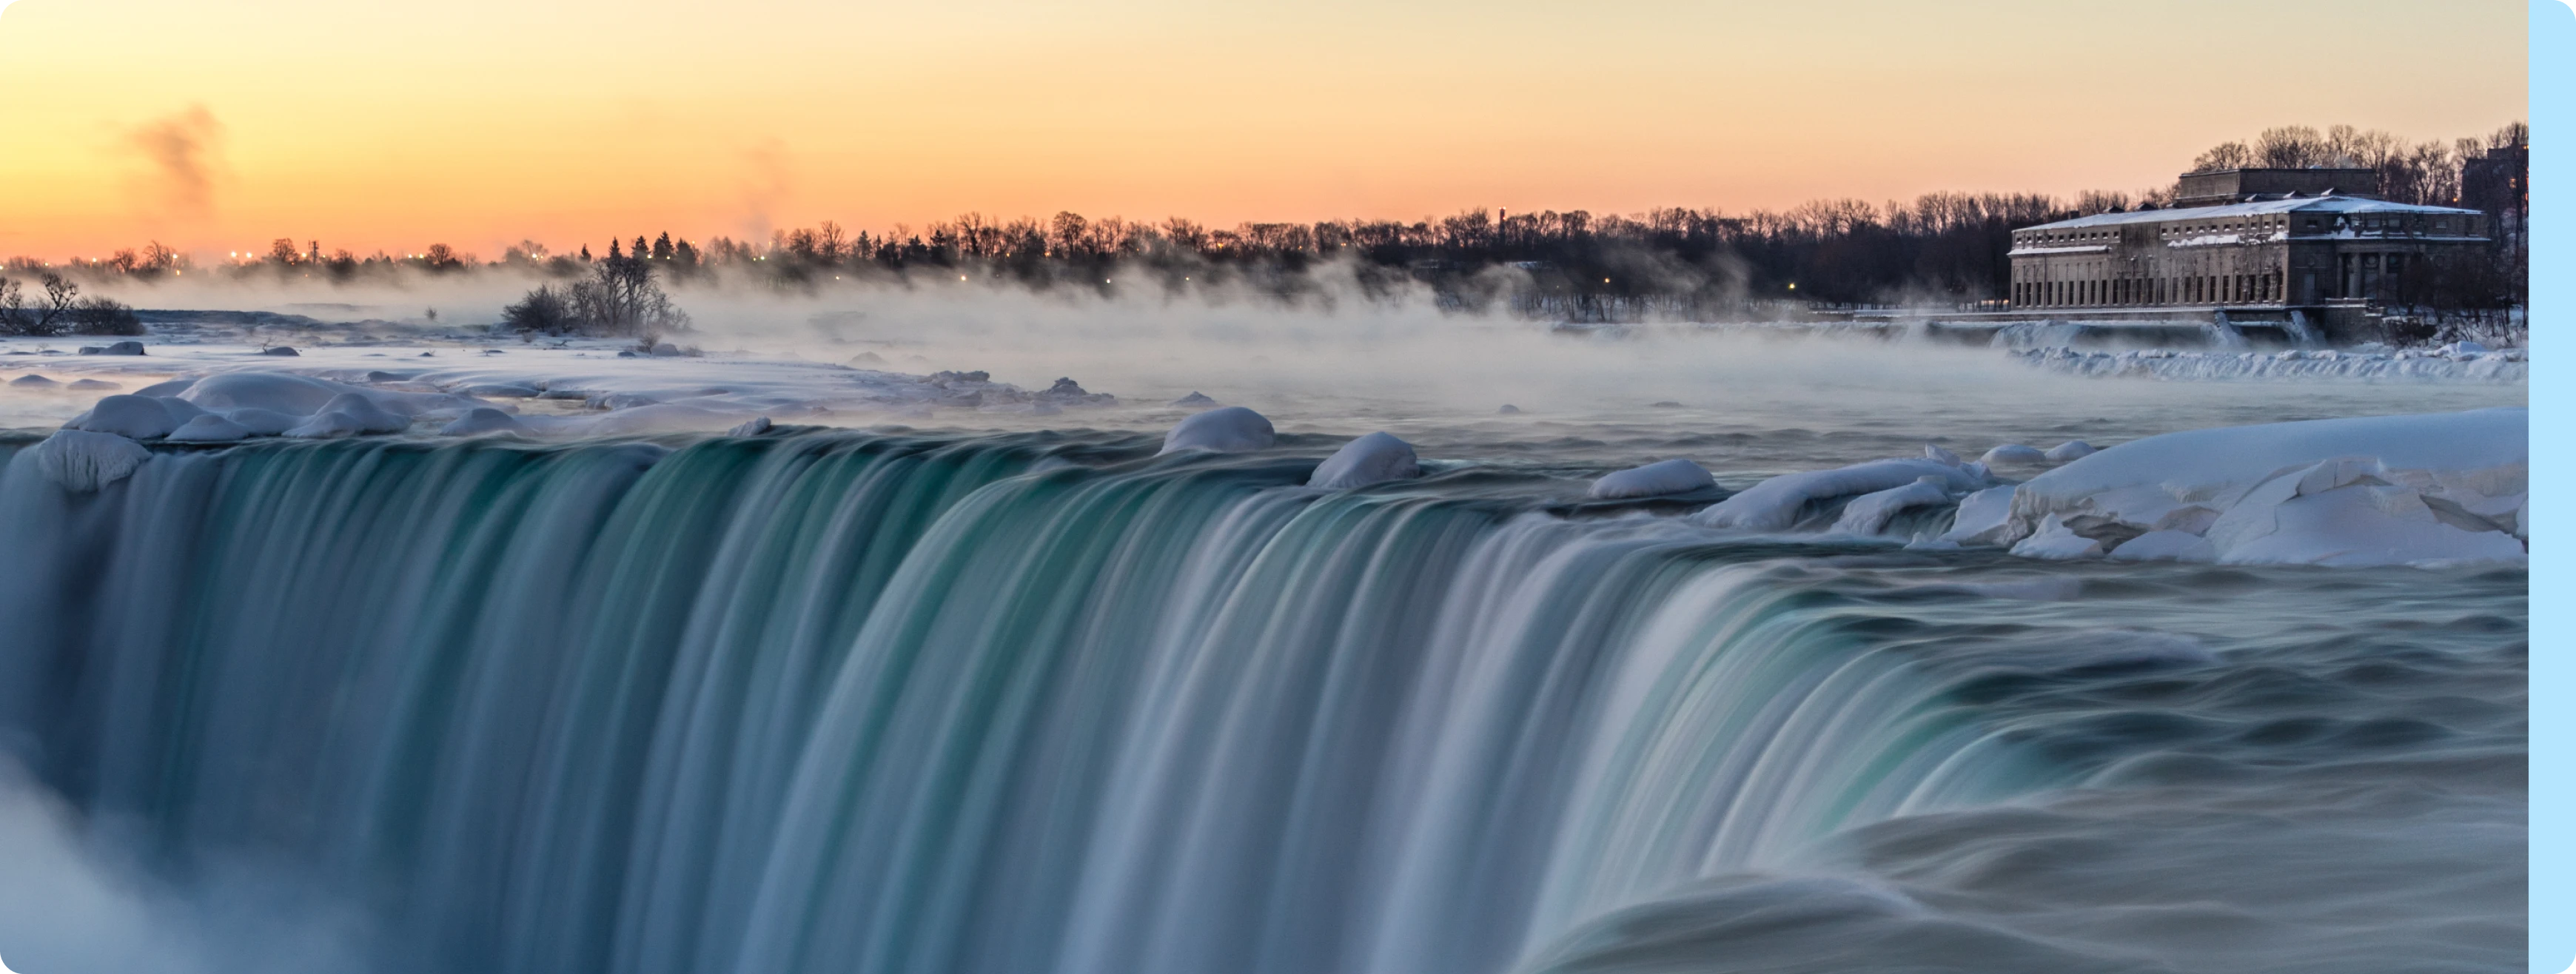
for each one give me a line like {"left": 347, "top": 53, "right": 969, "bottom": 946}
{"left": 24, "top": 121, "right": 2527, "bottom": 322}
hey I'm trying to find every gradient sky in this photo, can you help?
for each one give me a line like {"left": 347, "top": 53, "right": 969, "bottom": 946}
{"left": 0, "top": 0, "right": 2527, "bottom": 260}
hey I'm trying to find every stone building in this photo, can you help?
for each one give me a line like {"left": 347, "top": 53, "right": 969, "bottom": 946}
{"left": 2008, "top": 168, "right": 2488, "bottom": 312}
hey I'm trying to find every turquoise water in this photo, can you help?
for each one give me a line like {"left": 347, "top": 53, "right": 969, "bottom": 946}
{"left": 0, "top": 427, "right": 2523, "bottom": 973}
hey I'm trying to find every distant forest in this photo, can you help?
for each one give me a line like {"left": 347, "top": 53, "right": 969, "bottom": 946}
{"left": 12, "top": 121, "right": 2529, "bottom": 327}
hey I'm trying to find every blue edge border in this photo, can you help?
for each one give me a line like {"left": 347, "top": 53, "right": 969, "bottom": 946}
{"left": 2538, "top": 2, "right": 2566, "bottom": 972}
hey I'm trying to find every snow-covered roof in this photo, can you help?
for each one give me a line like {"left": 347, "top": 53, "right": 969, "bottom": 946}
{"left": 2021, "top": 195, "right": 2481, "bottom": 232}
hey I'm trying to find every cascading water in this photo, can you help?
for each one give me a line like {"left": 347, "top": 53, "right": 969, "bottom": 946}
{"left": 0, "top": 430, "right": 2063, "bottom": 974}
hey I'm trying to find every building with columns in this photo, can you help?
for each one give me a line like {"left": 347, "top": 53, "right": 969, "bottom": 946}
{"left": 2008, "top": 168, "right": 2489, "bottom": 312}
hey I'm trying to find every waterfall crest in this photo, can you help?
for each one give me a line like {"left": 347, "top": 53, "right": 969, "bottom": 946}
{"left": 0, "top": 432, "right": 2042, "bottom": 974}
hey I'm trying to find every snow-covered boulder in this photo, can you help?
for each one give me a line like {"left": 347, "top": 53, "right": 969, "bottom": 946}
{"left": 262, "top": 346, "right": 301, "bottom": 356}
{"left": 66, "top": 394, "right": 188, "bottom": 439}
{"left": 8, "top": 375, "right": 57, "bottom": 387}
{"left": 2010, "top": 514, "right": 2104, "bottom": 560}
{"left": 32, "top": 429, "right": 152, "bottom": 491}
{"left": 224, "top": 408, "right": 303, "bottom": 437}
{"left": 311, "top": 393, "right": 412, "bottom": 434}
{"left": 442, "top": 408, "right": 531, "bottom": 436}
{"left": 67, "top": 379, "right": 121, "bottom": 391}
{"left": 1981, "top": 444, "right": 2047, "bottom": 466}
{"left": 183, "top": 372, "right": 353, "bottom": 415}
{"left": 727, "top": 416, "right": 774, "bottom": 437}
{"left": 1939, "top": 486, "right": 2018, "bottom": 545}
{"left": 2044, "top": 440, "right": 2097, "bottom": 462}
{"left": 1308, "top": 431, "right": 1421, "bottom": 489}
{"left": 284, "top": 411, "right": 366, "bottom": 439}
{"left": 1159, "top": 406, "right": 1275, "bottom": 455}
{"left": 1170, "top": 392, "right": 1219, "bottom": 408}
{"left": 1589, "top": 459, "right": 1716, "bottom": 500}
{"left": 165, "top": 414, "right": 254, "bottom": 443}
{"left": 1694, "top": 458, "right": 1990, "bottom": 531}
{"left": 2002, "top": 409, "right": 2525, "bottom": 568}
{"left": 1832, "top": 475, "right": 1953, "bottom": 536}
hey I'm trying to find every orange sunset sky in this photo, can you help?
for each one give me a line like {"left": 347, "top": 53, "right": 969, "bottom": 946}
{"left": 0, "top": 0, "right": 2528, "bottom": 261}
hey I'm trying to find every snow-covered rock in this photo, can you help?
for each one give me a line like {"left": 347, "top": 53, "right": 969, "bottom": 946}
{"left": 1159, "top": 406, "right": 1275, "bottom": 454}
{"left": 310, "top": 393, "right": 412, "bottom": 434}
{"left": 1694, "top": 458, "right": 1990, "bottom": 531}
{"left": 2044, "top": 440, "right": 2097, "bottom": 462}
{"left": 67, "top": 379, "right": 121, "bottom": 391}
{"left": 10, "top": 374, "right": 58, "bottom": 387}
{"left": 1939, "top": 486, "right": 2019, "bottom": 545}
{"left": 1308, "top": 431, "right": 1421, "bottom": 489}
{"left": 262, "top": 346, "right": 301, "bottom": 356}
{"left": 183, "top": 372, "right": 356, "bottom": 415}
{"left": 66, "top": 394, "right": 188, "bottom": 439}
{"left": 284, "top": 411, "right": 366, "bottom": 439}
{"left": 31, "top": 429, "right": 152, "bottom": 491}
{"left": 1832, "top": 475, "right": 1953, "bottom": 536}
{"left": 2010, "top": 514, "right": 2104, "bottom": 560}
{"left": 727, "top": 416, "right": 774, "bottom": 437}
{"left": 442, "top": 408, "right": 531, "bottom": 436}
{"left": 1170, "top": 392, "right": 1219, "bottom": 408}
{"left": 2001, "top": 409, "right": 2525, "bottom": 568}
{"left": 1981, "top": 444, "right": 2047, "bottom": 466}
{"left": 1589, "top": 459, "right": 1715, "bottom": 500}
{"left": 224, "top": 408, "right": 303, "bottom": 437}
{"left": 165, "top": 414, "right": 254, "bottom": 443}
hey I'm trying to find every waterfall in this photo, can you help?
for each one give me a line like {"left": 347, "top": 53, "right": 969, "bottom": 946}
{"left": 0, "top": 431, "right": 2046, "bottom": 974}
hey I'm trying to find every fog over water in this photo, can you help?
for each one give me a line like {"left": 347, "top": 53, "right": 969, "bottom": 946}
{"left": 0, "top": 278, "right": 2528, "bottom": 974}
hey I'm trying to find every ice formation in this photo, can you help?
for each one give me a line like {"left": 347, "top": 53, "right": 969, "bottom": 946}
{"left": 1589, "top": 459, "right": 1716, "bottom": 500}
{"left": 727, "top": 416, "right": 774, "bottom": 437}
{"left": 2008, "top": 514, "right": 2104, "bottom": 560}
{"left": 1980, "top": 444, "right": 2047, "bottom": 466}
{"left": 2107, "top": 530, "right": 2218, "bottom": 563}
{"left": 2044, "top": 440, "right": 2097, "bottom": 462}
{"left": 1694, "top": 458, "right": 1992, "bottom": 531}
{"left": 66, "top": 395, "right": 189, "bottom": 439}
{"left": 1998, "top": 409, "right": 2526, "bottom": 567}
{"left": 1832, "top": 476, "right": 1954, "bottom": 535}
{"left": 1307, "top": 432, "right": 1421, "bottom": 489}
{"left": 442, "top": 408, "right": 531, "bottom": 436}
{"left": 1160, "top": 406, "right": 1275, "bottom": 454}
{"left": 30, "top": 429, "right": 152, "bottom": 491}
{"left": 1939, "top": 486, "right": 2019, "bottom": 545}
{"left": 165, "top": 414, "right": 254, "bottom": 443}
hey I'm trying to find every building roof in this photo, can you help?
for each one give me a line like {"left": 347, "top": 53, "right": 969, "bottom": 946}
{"left": 2021, "top": 195, "right": 2481, "bottom": 232}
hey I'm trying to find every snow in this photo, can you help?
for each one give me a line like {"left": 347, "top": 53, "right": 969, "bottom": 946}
{"left": 2045, "top": 440, "right": 2097, "bottom": 462}
{"left": 1307, "top": 431, "right": 1421, "bottom": 489}
{"left": 1160, "top": 406, "right": 1275, "bottom": 455}
{"left": 1981, "top": 444, "right": 2047, "bottom": 466}
{"left": 441, "top": 408, "right": 531, "bottom": 436}
{"left": 309, "top": 393, "right": 412, "bottom": 434}
{"left": 165, "top": 414, "right": 253, "bottom": 443}
{"left": 1589, "top": 459, "right": 1715, "bottom": 500}
{"left": 30, "top": 429, "right": 152, "bottom": 491}
{"left": 65, "top": 395, "right": 189, "bottom": 440}
{"left": 1998, "top": 409, "right": 2525, "bottom": 568}
{"left": 2009, "top": 514, "right": 2104, "bottom": 560}
{"left": 226, "top": 409, "right": 303, "bottom": 436}
{"left": 1939, "top": 486, "right": 2019, "bottom": 545}
{"left": 1694, "top": 457, "right": 1991, "bottom": 531}
{"left": 1831, "top": 475, "right": 1953, "bottom": 535}
{"left": 284, "top": 411, "right": 366, "bottom": 440}
{"left": 726, "top": 416, "right": 774, "bottom": 437}
{"left": 1922, "top": 443, "right": 1962, "bottom": 465}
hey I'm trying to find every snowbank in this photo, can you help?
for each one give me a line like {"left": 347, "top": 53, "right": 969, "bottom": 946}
{"left": 1308, "top": 431, "right": 1421, "bottom": 489}
{"left": 31, "top": 430, "right": 152, "bottom": 491}
{"left": 165, "top": 414, "right": 253, "bottom": 443}
{"left": 65, "top": 396, "right": 190, "bottom": 440}
{"left": 441, "top": 408, "right": 531, "bottom": 436}
{"left": 1694, "top": 457, "right": 1991, "bottom": 531}
{"left": 1160, "top": 406, "right": 1275, "bottom": 454}
{"left": 1999, "top": 409, "right": 2525, "bottom": 567}
{"left": 1831, "top": 476, "right": 1953, "bottom": 535}
{"left": 1589, "top": 459, "right": 1715, "bottom": 500}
